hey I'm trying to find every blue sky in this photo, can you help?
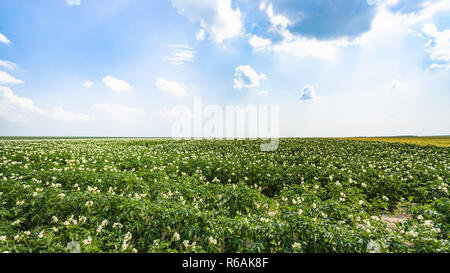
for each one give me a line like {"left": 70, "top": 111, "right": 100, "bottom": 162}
{"left": 0, "top": 0, "right": 449, "bottom": 137}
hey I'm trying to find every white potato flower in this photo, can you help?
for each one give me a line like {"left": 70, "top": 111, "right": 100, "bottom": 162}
{"left": 173, "top": 232, "right": 180, "bottom": 241}
{"left": 83, "top": 236, "right": 92, "bottom": 245}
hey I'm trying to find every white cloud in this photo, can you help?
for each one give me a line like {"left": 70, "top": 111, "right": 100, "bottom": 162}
{"left": 361, "top": 0, "right": 450, "bottom": 41}
{"left": 0, "top": 86, "right": 44, "bottom": 122}
{"left": 196, "top": 29, "right": 206, "bottom": 41}
{"left": 366, "top": 0, "right": 398, "bottom": 6}
{"left": 258, "top": 90, "right": 269, "bottom": 95}
{"left": 233, "top": 65, "right": 267, "bottom": 90}
{"left": 66, "top": 0, "right": 81, "bottom": 6}
{"left": 271, "top": 32, "right": 348, "bottom": 60}
{"left": 0, "top": 33, "right": 10, "bottom": 44}
{"left": 0, "top": 60, "right": 18, "bottom": 70}
{"left": 92, "top": 103, "right": 146, "bottom": 124}
{"left": 169, "top": 0, "right": 243, "bottom": 43}
{"left": 256, "top": 2, "right": 351, "bottom": 60}
{"left": 299, "top": 85, "right": 319, "bottom": 100}
{"left": 405, "top": 0, "right": 450, "bottom": 25}
{"left": 164, "top": 44, "right": 196, "bottom": 65}
{"left": 421, "top": 23, "right": 450, "bottom": 65}
{"left": 422, "top": 23, "right": 438, "bottom": 37}
{"left": 0, "top": 87, "right": 43, "bottom": 113}
{"left": 352, "top": 6, "right": 409, "bottom": 48}
{"left": 51, "top": 106, "right": 93, "bottom": 122}
{"left": 429, "top": 63, "right": 450, "bottom": 70}
{"left": 249, "top": 35, "right": 271, "bottom": 51}
{"left": 102, "top": 76, "right": 132, "bottom": 92}
{"left": 362, "top": 2, "right": 450, "bottom": 71}
{"left": 266, "top": 3, "right": 292, "bottom": 29}
{"left": 155, "top": 77, "right": 188, "bottom": 98}
{"left": 259, "top": 1, "right": 267, "bottom": 11}
{"left": 366, "top": 0, "right": 450, "bottom": 21}
{"left": 257, "top": 1, "right": 450, "bottom": 61}
{"left": 83, "top": 80, "right": 93, "bottom": 88}
{"left": 0, "top": 70, "right": 23, "bottom": 84}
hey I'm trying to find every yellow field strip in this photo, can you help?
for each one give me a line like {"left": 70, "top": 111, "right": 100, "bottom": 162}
{"left": 342, "top": 137, "right": 450, "bottom": 147}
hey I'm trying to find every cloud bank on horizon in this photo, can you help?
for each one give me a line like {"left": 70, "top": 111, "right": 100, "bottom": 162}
{"left": 0, "top": 0, "right": 449, "bottom": 137}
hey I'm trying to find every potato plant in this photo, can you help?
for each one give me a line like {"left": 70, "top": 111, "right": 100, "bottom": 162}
{"left": 0, "top": 138, "right": 448, "bottom": 253}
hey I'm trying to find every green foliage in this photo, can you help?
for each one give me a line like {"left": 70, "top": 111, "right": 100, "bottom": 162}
{"left": 0, "top": 138, "right": 448, "bottom": 253}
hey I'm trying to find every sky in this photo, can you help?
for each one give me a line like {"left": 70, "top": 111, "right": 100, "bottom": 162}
{"left": 0, "top": 0, "right": 449, "bottom": 137}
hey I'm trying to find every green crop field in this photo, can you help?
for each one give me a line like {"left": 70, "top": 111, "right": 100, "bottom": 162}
{"left": 0, "top": 138, "right": 448, "bottom": 253}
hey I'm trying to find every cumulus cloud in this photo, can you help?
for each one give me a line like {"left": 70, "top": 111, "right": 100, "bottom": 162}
{"left": 155, "top": 77, "right": 188, "bottom": 98}
{"left": 164, "top": 44, "right": 196, "bottom": 65}
{"left": 262, "top": 1, "right": 375, "bottom": 39}
{"left": 51, "top": 106, "right": 93, "bottom": 122}
{"left": 259, "top": 90, "right": 269, "bottom": 95}
{"left": 0, "top": 70, "right": 24, "bottom": 84}
{"left": 249, "top": 35, "right": 272, "bottom": 51}
{"left": 271, "top": 33, "right": 349, "bottom": 60}
{"left": 256, "top": 2, "right": 353, "bottom": 60}
{"left": 403, "top": 0, "right": 450, "bottom": 24}
{"left": 92, "top": 103, "right": 146, "bottom": 124}
{"left": 250, "top": 32, "right": 351, "bottom": 60}
{"left": 366, "top": 0, "right": 450, "bottom": 27}
{"left": 255, "top": 0, "right": 450, "bottom": 61}
{"left": 196, "top": 29, "right": 206, "bottom": 41}
{"left": 429, "top": 63, "right": 450, "bottom": 70}
{"left": 0, "top": 86, "right": 44, "bottom": 122}
{"left": 233, "top": 65, "right": 267, "bottom": 90}
{"left": 66, "top": 0, "right": 81, "bottom": 6}
{"left": 0, "top": 33, "right": 10, "bottom": 44}
{"left": 83, "top": 80, "right": 93, "bottom": 88}
{"left": 0, "top": 60, "right": 18, "bottom": 70}
{"left": 299, "top": 85, "right": 319, "bottom": 100}
{"left": 381, "top": 0, "right": 428, "bottom": 14}
{"left": 266, "top": 3, "right": 292, "bottom": 29}
{"left": 422, "top": 23, "right": 450, "bottom": 67}
{"left": 259, "top": 1, "right": 267, "bottom": 11}
{"left": 169, "top": 0, "right": 243, "bottom": 43}
{"left": 102, "top": 76, "right": 132, "bottom": 92}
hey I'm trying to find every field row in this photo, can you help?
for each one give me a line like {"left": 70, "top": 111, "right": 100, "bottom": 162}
{"left": 0, "top": 138, "right": 448, "bottom": 252}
